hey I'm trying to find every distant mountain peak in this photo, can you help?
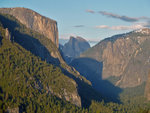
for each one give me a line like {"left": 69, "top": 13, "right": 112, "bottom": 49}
{"left": 61, "top": 36, "right": 90, "bottom": 63}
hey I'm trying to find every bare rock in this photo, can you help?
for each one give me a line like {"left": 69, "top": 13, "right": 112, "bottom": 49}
{"left": 0, "top": 7, "right": 59, "bottom": 47}
{"left": 7, "top": 107, "right": 19, "bottom": 113}
{"left": 145, "top": 71, "right": 150, "bottom": 100}
{"left": 81, "top": 28, "right": 150, "bottom": 88}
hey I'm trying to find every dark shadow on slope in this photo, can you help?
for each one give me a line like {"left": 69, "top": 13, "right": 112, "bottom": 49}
{"left": 70, "top": 57, "right": 123, "bottom": 103}
{"left": 0, "top": 14, "right": 60, "bottom": 65}
{"left": 14, "top": 31, "right": 60, "bottom": 65}
{"left": 59, "top": 44, "right": 75, "bottom": 64}
{"left": 0, "top": 14, "right": 105, "bottom": 108}
{"left": 0, "top": 14, "right": 123, "bottom": 109}
{"left": 60, "top": 67, "right": 106, "bottom": 108}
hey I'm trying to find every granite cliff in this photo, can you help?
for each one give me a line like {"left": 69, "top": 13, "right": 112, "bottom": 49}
{"left": 0, "top": 7, "right": 59, "bottom": 47}
{"left": 61, "top": 36, "right": 90, "bottom": 63}
{"left": 145, "top": 71, "right": 150, "bottom": 101}
{"left": 81, "top": 28, "right": 150, "bottom": 88}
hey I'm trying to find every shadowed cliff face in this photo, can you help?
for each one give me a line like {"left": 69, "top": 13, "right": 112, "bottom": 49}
{"left": 70, "top": 57, "right": 122, "bottom": 102}
{"left": 0, "top": 7, "right": 59, "bottom": 47}
{"left": 81, "top": 28, "right": 150, "bottom": 88}
{"left": 145, "top": 71, "right": 150, "bottom": 101}
{"left": 61, "top": 36, "right": 90, "bottom": 63}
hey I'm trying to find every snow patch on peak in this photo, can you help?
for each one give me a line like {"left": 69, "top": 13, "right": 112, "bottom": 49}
{"left": 134, "top": 28, "right": 150, "bottom": 34}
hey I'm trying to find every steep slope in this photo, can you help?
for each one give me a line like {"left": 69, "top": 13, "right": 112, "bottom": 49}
{"left": 145, "top": 71, "right": 150, "bottom": 101}
{"left": 0, "top": 13, "right": 82, "bottom": 107}
{"left": 0, "top": 13, "right": 105, "bottom": 108}
{"left": 81, "top": 28, "right": 150, "bottom": 88}
{"left": 0, "top": 13, "right": 63, "bottom": 65}
{"left": 0, "top": 8, "right": 89, "bottom": 82}
{"left": 0, "top": 38, "right": 81, "bottom": 109}
{"left": 118, "top": 36, "right": 150, "bottom": 87}
{"left": 0, "top": 7, "right": 59, "bottom": 47}
{"left": 61, "top": 36, "right": 90, "bottom": 63}
{"left": 0, "top": 11, "right": 91, "bottom": 83}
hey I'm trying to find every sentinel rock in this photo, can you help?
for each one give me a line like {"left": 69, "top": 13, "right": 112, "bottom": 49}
{"left": 81, "top": 28, "right": 150, "bottom": 88}
{"left": 0, "top": 7, "right": 59, "bottom": 47}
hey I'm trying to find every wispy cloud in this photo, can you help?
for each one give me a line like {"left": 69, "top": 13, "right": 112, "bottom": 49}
{"left": 86, "top": 9, "right": 150, "bottom": 30}
{"left": 86, "top": 9, "right": 95, "bottom": 14}
{"left": 96, "top": 22, "right": 150, "bottom": 30}
{"left": 86, "top": 10, "right": 150, "bottom": 23}
{"left": 86, "top": 9, "right": 150, "bottom": 23}
{"left": 96, "top": 25, "right": 109, "bottom": 29}
{"left": 73, "top": 25, "right": 85, "bottom": 28}
{"left": 99, "top": 11, "right": 141, "bottom": 22}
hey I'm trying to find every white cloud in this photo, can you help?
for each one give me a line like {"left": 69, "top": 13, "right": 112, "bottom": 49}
{"left": 96, "top": 23, "right": 148, "bottom": 30}
{"left": 96, "top": 25, "right": 109, "bottom": 29}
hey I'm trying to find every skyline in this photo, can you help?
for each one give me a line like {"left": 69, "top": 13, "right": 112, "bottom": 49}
{"left": 0, "top": 0, "right": 150, "bottom": 41}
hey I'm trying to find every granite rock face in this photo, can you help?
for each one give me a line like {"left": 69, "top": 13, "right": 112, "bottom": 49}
{"left": 7, "top": 107, "right": 19, "bottom": 113}
{"left": 62, "top": 36, "right": 90, "bottom": 63}
{"left": 45, "top": 77, "right": 81, "bottom": 107}
{"left": 63, "top": 36, "right": 90, "bottom": 57}
{"left": 145, "top": 71, "right": 150, "bottom": 101}
{"left": 0, "top": 7, "right": 59, "bottom": 47}
{"left": 81, "top": 28, "right": 150, "bottom": 88}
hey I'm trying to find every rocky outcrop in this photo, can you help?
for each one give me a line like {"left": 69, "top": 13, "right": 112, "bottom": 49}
{"left": 62, "top": 36, "right": 90, "bottom": 63}
{"left": 5, "top": 28, "right": 11, "bottom": 40}
{"left": 145, "top": 71, "right": 150, "bottom": 101}
{"left": 0, "top": 7, "right": 59, "bottom": 47}
{"left": 7, "top": 107, "right": 19, "bottom": 113}
{"left": 46, "top": 79, "right": 81, "bottom": 107}
{"left": 81, "top": 28, "right": 150, "bottom": 88}
{"left": 63, "top": 89, "right": 81, "bottom": 107}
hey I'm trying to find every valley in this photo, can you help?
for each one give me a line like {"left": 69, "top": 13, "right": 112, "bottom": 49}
{"left": 0, "top": 6, "right": 150, "bottom": 113}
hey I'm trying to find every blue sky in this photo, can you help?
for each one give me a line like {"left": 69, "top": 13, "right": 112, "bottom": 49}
{"left": 0, "top": 0, "right": 150, "bottom": 41}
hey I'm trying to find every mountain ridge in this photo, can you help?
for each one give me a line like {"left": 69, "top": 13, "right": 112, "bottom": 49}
{"left": 81, "top": 28, "right": 150, "bottom": 88}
